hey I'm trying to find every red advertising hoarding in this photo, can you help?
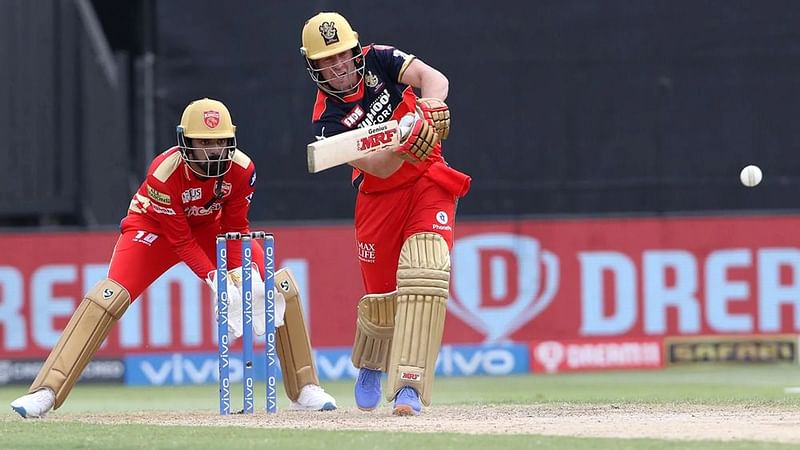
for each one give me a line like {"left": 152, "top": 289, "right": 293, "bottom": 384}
{"left": 2, "top": 215, "right": 800, "bottom": 357}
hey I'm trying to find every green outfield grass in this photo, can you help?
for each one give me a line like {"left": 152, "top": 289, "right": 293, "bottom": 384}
{"left": 2, "top": 364, "right": 800, "bottom": 449}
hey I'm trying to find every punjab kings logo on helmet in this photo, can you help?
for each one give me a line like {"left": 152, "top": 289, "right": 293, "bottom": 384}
{"left": 204, "top": 110, "right": 220, "bottom": 129}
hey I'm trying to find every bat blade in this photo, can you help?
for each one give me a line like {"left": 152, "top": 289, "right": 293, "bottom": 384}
{"left": 307, "top": 120, "right": 401, "bottom": 173}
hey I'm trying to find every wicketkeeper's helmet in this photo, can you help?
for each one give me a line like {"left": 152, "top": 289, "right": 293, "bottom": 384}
{"left": 176, "top": 98, "right": 237, "bottom": 178}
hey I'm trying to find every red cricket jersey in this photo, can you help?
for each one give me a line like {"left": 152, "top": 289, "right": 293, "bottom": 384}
{"left": 120, "top": 146, "right": 257, "bottom": 279}
{"left": 311, "top": 45, "right": 469, "bottom": 196}
{"left": 308, "top": 45, "right": 471, "bottom": 294}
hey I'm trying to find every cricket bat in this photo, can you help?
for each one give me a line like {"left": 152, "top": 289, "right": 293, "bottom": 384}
{"left": 307, "top": 119, "right": 410, "bottom": 173}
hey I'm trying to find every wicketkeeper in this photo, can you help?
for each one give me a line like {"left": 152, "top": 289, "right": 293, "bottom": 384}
{"left": 10, "top": 98, "right": 336, "bottom": 418}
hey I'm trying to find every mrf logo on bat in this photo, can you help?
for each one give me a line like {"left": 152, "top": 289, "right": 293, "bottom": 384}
{"left": 357, "top": 124, "right": 397, "bottom": 152}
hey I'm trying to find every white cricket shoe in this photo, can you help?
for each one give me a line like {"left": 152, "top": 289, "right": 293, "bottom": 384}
{"left": 10, "top": 388, "right": 55, "bottom": 418}
{"left": 289, "top": 384, "right": 337, "bottom": 411}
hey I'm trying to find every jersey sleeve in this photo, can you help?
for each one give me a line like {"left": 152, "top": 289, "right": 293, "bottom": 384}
{"left": 218, "top": 160, "right": 257, "bottom": 270}
{"left": 372, "top": 45, "right": 416, "bottom": 83}
{"left": 145, "top": 174, "right": 216, "bottom": 280}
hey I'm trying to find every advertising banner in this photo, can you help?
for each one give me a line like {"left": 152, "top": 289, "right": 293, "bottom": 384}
{"left": 124, "top": 342, "right": 530, "bottom": 385}
{"left": 530, "top": 337, "right": 663, "bottom": 373}
{"left": 3, "top": 215, "right": 800, "bottom": 357}
{"left": 663, "top": 334, "right": 798, "bottom": 365}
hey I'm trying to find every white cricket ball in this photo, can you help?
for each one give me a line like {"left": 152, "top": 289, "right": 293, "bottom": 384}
{"left": 739, "top": 164, "right": 762, "bottom": 187}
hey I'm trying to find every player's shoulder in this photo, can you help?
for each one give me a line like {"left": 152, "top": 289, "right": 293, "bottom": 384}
{"left": 230, "top": 148, "right": 256, "bottom": 180}
{"left": 230, "top": 149, "right": 253, "bottom": 171}
{"left": 312, "top": 90, "right": 354, "bottom": 126}
{"left": 227, "top": 149, "right": 256, "bottom": 185}
{"left": 369, "top": 44, "right": 411, "bottom": 59}
{"left": 149, "top": 147, "right": 184, "bottom": 184}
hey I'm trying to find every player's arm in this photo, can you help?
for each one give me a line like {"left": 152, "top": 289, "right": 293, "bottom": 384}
{"left": 146, "top": 177, "right": 216, "bottom": 279}
{"left": 401, "top": 59, "right": 451, "bottom": 141}
{"left": 349, "top": 149, "right": 404, "bottom": 178}
{"left": 399, "top": 59, "right": 449, "bottom": 101}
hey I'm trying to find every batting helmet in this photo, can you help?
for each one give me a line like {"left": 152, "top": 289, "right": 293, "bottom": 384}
{"left": 300, "top": 12, "right": 365, "bottom": 98}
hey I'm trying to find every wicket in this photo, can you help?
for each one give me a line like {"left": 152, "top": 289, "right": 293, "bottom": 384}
{"left": 215, "top": 231, "right": 277, "bottom": 415}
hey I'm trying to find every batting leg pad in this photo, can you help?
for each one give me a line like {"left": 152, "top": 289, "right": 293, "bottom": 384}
{"left": 351, "top": 291, "right": 397, "bottom": 371}
{"left": 30, "top": 278, "right": 130, "bottom": 409}
{"left": 386, "top": 233, "right": 450, "bottom": 406}
{"left": 275, "top": 267, "right": 319, "bottom": 401}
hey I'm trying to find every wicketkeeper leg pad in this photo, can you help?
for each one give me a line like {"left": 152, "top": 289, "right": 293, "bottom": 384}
{"left": 275, "top": 267, "right": 319, "bottom": 401}
{"left": 30, "top": 278, "right": 130, "bottom": 409}
{"left": 351, "top": 291, "right": 397, "bottom": 371}
{"left": 386, "top": 233, "right": 450, "bottom": 406}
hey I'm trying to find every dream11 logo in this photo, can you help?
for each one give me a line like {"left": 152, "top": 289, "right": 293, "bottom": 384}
{"left": 449, "top": 233, "right": 560, "bottom": 342}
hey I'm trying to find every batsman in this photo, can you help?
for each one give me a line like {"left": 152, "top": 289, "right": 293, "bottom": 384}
{"left": 10, "top": 98, "right": 336, "bottom": 418}
{"left": 300, "top": 12, "right": 471, "bottom": 415}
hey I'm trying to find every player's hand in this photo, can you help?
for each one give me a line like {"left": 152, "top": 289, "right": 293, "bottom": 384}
{"left": 394, "top": 113, "right": 439, "bottom": 163}
{"left": 206, "top": 269, "right": 244, "bottom": 341}
{"left": 416, "top": 98, "right": 450, "bottom": 140}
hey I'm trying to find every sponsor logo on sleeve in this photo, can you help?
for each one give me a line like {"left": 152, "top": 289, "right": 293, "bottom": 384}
{"left": 341, "top": 105, "right": 365, "bottom": 128}
{"left": 151, "top": 203, "right": 176, "bottom": 216}
{"left": 147, "top": 185, "right": 172, "bottom": 204}
{"left": 392, "top": 48, "right": 410, "bottom": 59}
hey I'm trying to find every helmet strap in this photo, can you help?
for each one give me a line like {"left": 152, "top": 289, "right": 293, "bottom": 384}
{"left": 202, "top": 177, "right": 225, "bottom": 209}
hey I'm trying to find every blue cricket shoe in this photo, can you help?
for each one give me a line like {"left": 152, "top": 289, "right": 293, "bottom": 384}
{"left": 392, "top": 386, "right": 421, "bottom": 416}
{"left": 355, "top": 368, "right": 382, "bottom": 411}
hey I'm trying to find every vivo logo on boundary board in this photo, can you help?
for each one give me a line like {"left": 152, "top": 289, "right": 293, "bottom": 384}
{"left": 125, "top": 344, "right": 529, "bottom": 385}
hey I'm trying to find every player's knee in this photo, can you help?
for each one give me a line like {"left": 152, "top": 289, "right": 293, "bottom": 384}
{"left": 397, "top": 233, "right": 450, "bottom": 298}
{"left": 275, "top": 267, "right": 300, "bottom": 301}
{"left": 352, "top": 291, "right": 397, "bottom": 370}
{"left": 85, "top": 278, "right": 131, "bottom": 319}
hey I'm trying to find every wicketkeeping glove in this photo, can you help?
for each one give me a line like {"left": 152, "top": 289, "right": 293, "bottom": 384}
{"left": 208, "top": 265, "right": 288, "bottom": 341}
{"left": 206, "top": 268, "right": 244, "bottom": 341}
